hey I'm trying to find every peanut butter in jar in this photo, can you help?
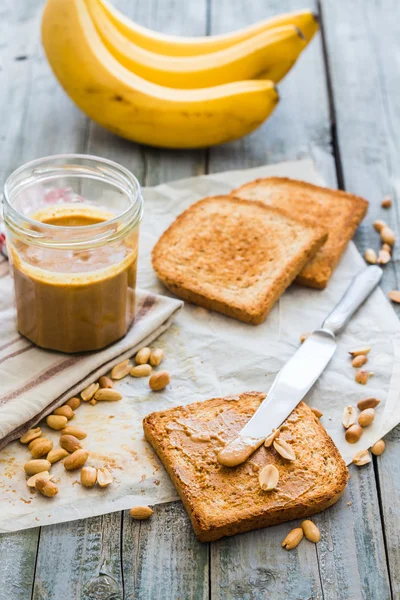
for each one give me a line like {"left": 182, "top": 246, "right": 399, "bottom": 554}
{"left": 4, "top": 155, "right": 143, "bottom": 353}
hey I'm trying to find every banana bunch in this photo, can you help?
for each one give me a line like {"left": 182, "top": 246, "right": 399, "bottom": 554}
{"left": 41, "top": 0, "right": 319, "bottom": 148}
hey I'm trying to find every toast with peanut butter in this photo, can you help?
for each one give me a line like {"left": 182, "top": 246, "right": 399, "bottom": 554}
{"left": 143, "top": 393, "right": 349, "bottom": 542}
{"left": 232, "top": 178, "right": 368, "bottom": 289}
{"left": 151, "top": 195, "right": 328, "bottom": 325}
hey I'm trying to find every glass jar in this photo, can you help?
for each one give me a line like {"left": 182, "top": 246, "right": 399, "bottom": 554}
{"left": 3, "top": 154, "right": 143, "bottom": 353}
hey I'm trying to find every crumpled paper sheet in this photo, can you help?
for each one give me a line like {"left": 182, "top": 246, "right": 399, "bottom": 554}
{"left": 1, "top": 159, "right": 400, "bottom": 533}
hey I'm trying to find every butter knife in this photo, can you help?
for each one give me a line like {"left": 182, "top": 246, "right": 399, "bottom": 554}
{"left": 217, "top": 265, "right": 383, "bottom": 467}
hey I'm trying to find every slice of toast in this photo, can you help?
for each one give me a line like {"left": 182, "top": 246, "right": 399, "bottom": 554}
{"left": 143, "top": 393, "right": 349, "bottom": 542}
{"left": 232, "top": 178, "right": 368, "bottom": 289}
{"left": 151, "top": 195, "right": 328, "bottom": 325}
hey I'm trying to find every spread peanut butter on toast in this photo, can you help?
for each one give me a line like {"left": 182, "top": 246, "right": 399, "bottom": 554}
{"left": 143, "top": 393, "right": 349, "bottom": 542}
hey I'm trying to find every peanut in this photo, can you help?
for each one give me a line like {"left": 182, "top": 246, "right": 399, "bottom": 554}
{"left": 358, "top": 408, "right": 376, "bottom": 427}
{"left": 388, "top": 291, "right": 400, "bottom": 303}
{"left": 35, "top": 478, "right": 59, "bottom": 497}
{"left": 149, "top": 348, "right": 164, "bottom": 367}
{"left": 273, "top": 438, "right": 296, "bottom": 461}
{"left": 135, "top": 347, "right": 151, "bottom": 365}
{"left": 342, "top": 406, "right": 357, "bottom": 429}
{"left": 46, "top": 415, "right": 68, "bottom": 430}
{"left": 264, "top": 429, "right": 280, "bottom": 448}
{"left": 310, "top": 407, "right": 323, "bottom": 419}
{"left": 130, "top": 364, "right": 152, "bottom": 378}
{"left": 259, "top": 464, "right": 279, "bottom": 491}
{"left": 61, "top": 426, "right": 87, "bottom": 440}
{"left": 300, "top": 332, "right": 311, "bottom": 344}
{"left": 282, "top": 527, "right": 303, "bottom": 550}
{"left": 355, "top": 370, "right": 373, "bottom": 385}
{"left": 53, "top": 405, "right": 74, "bottom": 420}
{"left": 94, "top": 388, "right": 123, "bottom": 401}
{"left": 20, "top": 427, "right": 42, "bottom": 445}
{"left": 149, "top": 370, "right": 170, "bottom": 391}
{"left": 301, "top": 520, "right": 320, "bottom": 543}
{"left": 89, "top": 399, "right": 97, "bottom": 406}
{"left": 348, "top": 347, "right": 371, "bottom": 357}
{"left": 357, "top": 397, "right": 380, "bottom": 411}
{"left": 47, "top": 447, "right": 69, "bottom": 464}
{"left": 26, "top": 471, "right": 51, "bottom": 488}
{"left": 373, "top": 220, "right": 387, "bottom": 233}
{"left": 65, "top": 397, "right": 80, "bottom": 410}
{"left": 29, "top": 438, "right": 53, "bottom": 458}
{"left": 381, "top": 195, "right": 392, "bottom": 208}
{"left": 381, "top": 226, "right": 395, "bottom": 246}
{"left": 99, "top": 376, "right": 113, "bottom": 389}
{"left": 382, "top": 243, "right": 392, "bottom": 254}
{"left": 129, "top": 506, "right": 153, "bottom": 520}
{"left": 352, "top": 355, "right": 368, "bottom": 368}
{"left": 364, "top": 248, "right": 377, "bottom": 264}
{"left": 80, "top": 466, "right": 97, "bottom": 488}
{"left": 377, "top": 249, "right": 391, "bottom": 265}
{"left": 371, "top": 439, "right": 385, "bottom": 456}
{"left": 345, "top": 424, "right": 363, "bottom": 444}
{"left": 352, "top": 449, "right": 371, "bottom": 466}
{"left": 111, "top": 359, "right": 132, "bottom": 380}
{"left": 60, "top": 434, "right": 82, "bottom": 453}
{"left": 97, "top": 467, "right": 113, "bottom": 487}
{"left": 24, "top": 459, "right": 51, "bottom": 476}
{"left": 81, "top": 382, "right": 99, "bottom": 401}
{"left": 64, "top": 449, "right": 89, "bottom": 471}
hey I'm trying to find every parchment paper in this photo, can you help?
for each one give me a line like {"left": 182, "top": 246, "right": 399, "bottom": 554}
{"left": 1, "top": 159, "right": 400, "bottom": 533}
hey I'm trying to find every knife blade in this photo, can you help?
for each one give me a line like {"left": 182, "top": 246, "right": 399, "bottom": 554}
{"left": 217, "top": 265, "right": 383, "bottom": 467}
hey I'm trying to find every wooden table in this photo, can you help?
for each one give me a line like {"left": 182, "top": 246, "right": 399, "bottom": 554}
{"left": 1, "top": 0, "right": 399, "bottom": 598}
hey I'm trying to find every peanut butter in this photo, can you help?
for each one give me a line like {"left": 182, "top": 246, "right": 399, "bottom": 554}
{"left": 10, "top": 206, "right": 138, "bottom": 353}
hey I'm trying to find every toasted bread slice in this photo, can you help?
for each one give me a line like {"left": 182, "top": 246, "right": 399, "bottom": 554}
{"left": 143, "top": 393, "right": 349, "bottom": 542}
{"left": 232, "top": 178, "right": 368, "bottom": 289}
{"left": 151, "top": 195, "right": 327, "bottom": 325}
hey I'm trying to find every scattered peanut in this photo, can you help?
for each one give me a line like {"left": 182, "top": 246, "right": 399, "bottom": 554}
{"left": 373, "top": 220, "right": 387, "bottom": 233}
{"left": 352, "top": 355, "right": 368, "bottom": 368}
{"left": 81, "top": 382, "right": 99, "bottom": 401}
{"left": 97, "top": 467, "right": 113, "bottom": 487}
{"left": 348, "top": 347, "right": 371, "bottom": 357}
{"left": 26, "top": 471, "right": 51, "bottom": 488}
{"left": 301, "top": 520, "right": 320, "bottom": 543}
{"left": 381, "top": 195, "right": 392, "bottom": 209}
{"left": 311, "top": 407, "right": 323, "bottom": 418}
{"left": 371, "top": 439, "right": 385, "bottom": 456}
{"left": 149, "top": 348, "right": 164, "bottom": 367}
{"left": 300, "top": 332, "right": 311, "bottom": 344}
{"left": 53, "top": 405, "right": 74, "bottom": 420}
{"left": 29, "top": 437, "right": 53, "bottom": 458}
{"left": 273, "top": 438, "right": 296, "bottom": 461}
{"left": 357, "top": 397, "right": 380, "bottom": 411}
{"left": 135, "top": 347, "right": 151, "bottom": 364}
{"left": 80, "top": 466, "right": 97, "bottom": 488}
{"left": 259, "top": 464, "right": 279, "bottom": 491}
{"left": 129, "top": 506, "right": 153, "bottom": 520}
{"left": 382, "top": 243, "right": 392, "bottom": 254}
{"left": 64, "top": 449, "right": 89, "bottom": 471}
{"left": 61, "top": 426, "right": 87, "bottom": 440}
{"left": 355, "top": 370, "right": 373, "bottom": 385}
{"left": 99, "top": 376, "right": 113, "bottom": 389}
{"left": 388, "top": 291, "right": 400, "bottom": 303}
{"left": 60, "top": 434, "right": 82, "bottom": 453}
{"left": 377, "top": 249, "right": 391, "bottom": 265}
{"left": 130, "top": 364, "right": 152, "bottom": 378}
{"left": 111, "top": 359, "right": 131, "bottom": 380}
{"left": 364, "top": 248, "right": 377, "bottom": 264}
{"left": 342, "top": 406, "right": 357, "bottom": 429}
{"left": 282, "top": 527, "right": 303, "bottom": 550}
{"left": 46, "top": 415, "right": 68, "bottom": 430}
{"left": 149, "top": 370, "right": 170, "bottom": 391}
{"left": 345, "top": 424, "right": 363, "bottom": 444}
{"left": 352, "top": 449, "right": 371, "bottom": 466}
{"left": 35, "top": 477, "right": 59, "bottom": 497}
{"left": 94, "top": 388, "right": 123, "bottom": 401}
{"left": 47, "top": 447, "right": 69, "bottom": 464}
{"left": 20, "top": 427, "right": 42, "bottom": 445}
{"left": 89, "top": 399, "right": 97, "bottom": 406}
{"left": 358, "top": 408, "right": 375, "bottom": 427}
{"left": 380, "top": 226, "right": 395, "bottom": 246}
{"left": 24, "top": 459, "right": 52, "bottom": 476}
{"left": 264, "top": 429, "right": 280, "bottom": 448}
{"left": 65, "top": 397, "right": 81, "bottom": 410}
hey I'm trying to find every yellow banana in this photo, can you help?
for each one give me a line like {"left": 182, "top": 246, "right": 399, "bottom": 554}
{"left": 98, "top": 0, "right": 319, "bottom": 55}
{"left": 86, "top": 0, "right": 306, "bottom": 88}
{"left": 41, "top": 0, "right": 279, "bottom": 149}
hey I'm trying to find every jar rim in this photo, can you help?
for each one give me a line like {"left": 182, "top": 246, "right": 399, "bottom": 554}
{"left": 3, "top": 154, "right": 143, "bottom": 248}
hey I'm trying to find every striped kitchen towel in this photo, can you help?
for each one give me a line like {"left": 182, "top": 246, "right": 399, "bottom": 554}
{"left": 0, "top": 262, "right": 182, "bottom": 450}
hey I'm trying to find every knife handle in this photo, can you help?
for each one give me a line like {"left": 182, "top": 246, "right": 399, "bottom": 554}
{"left": 322, "top": 266, "right": 382, "bottom": 335}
